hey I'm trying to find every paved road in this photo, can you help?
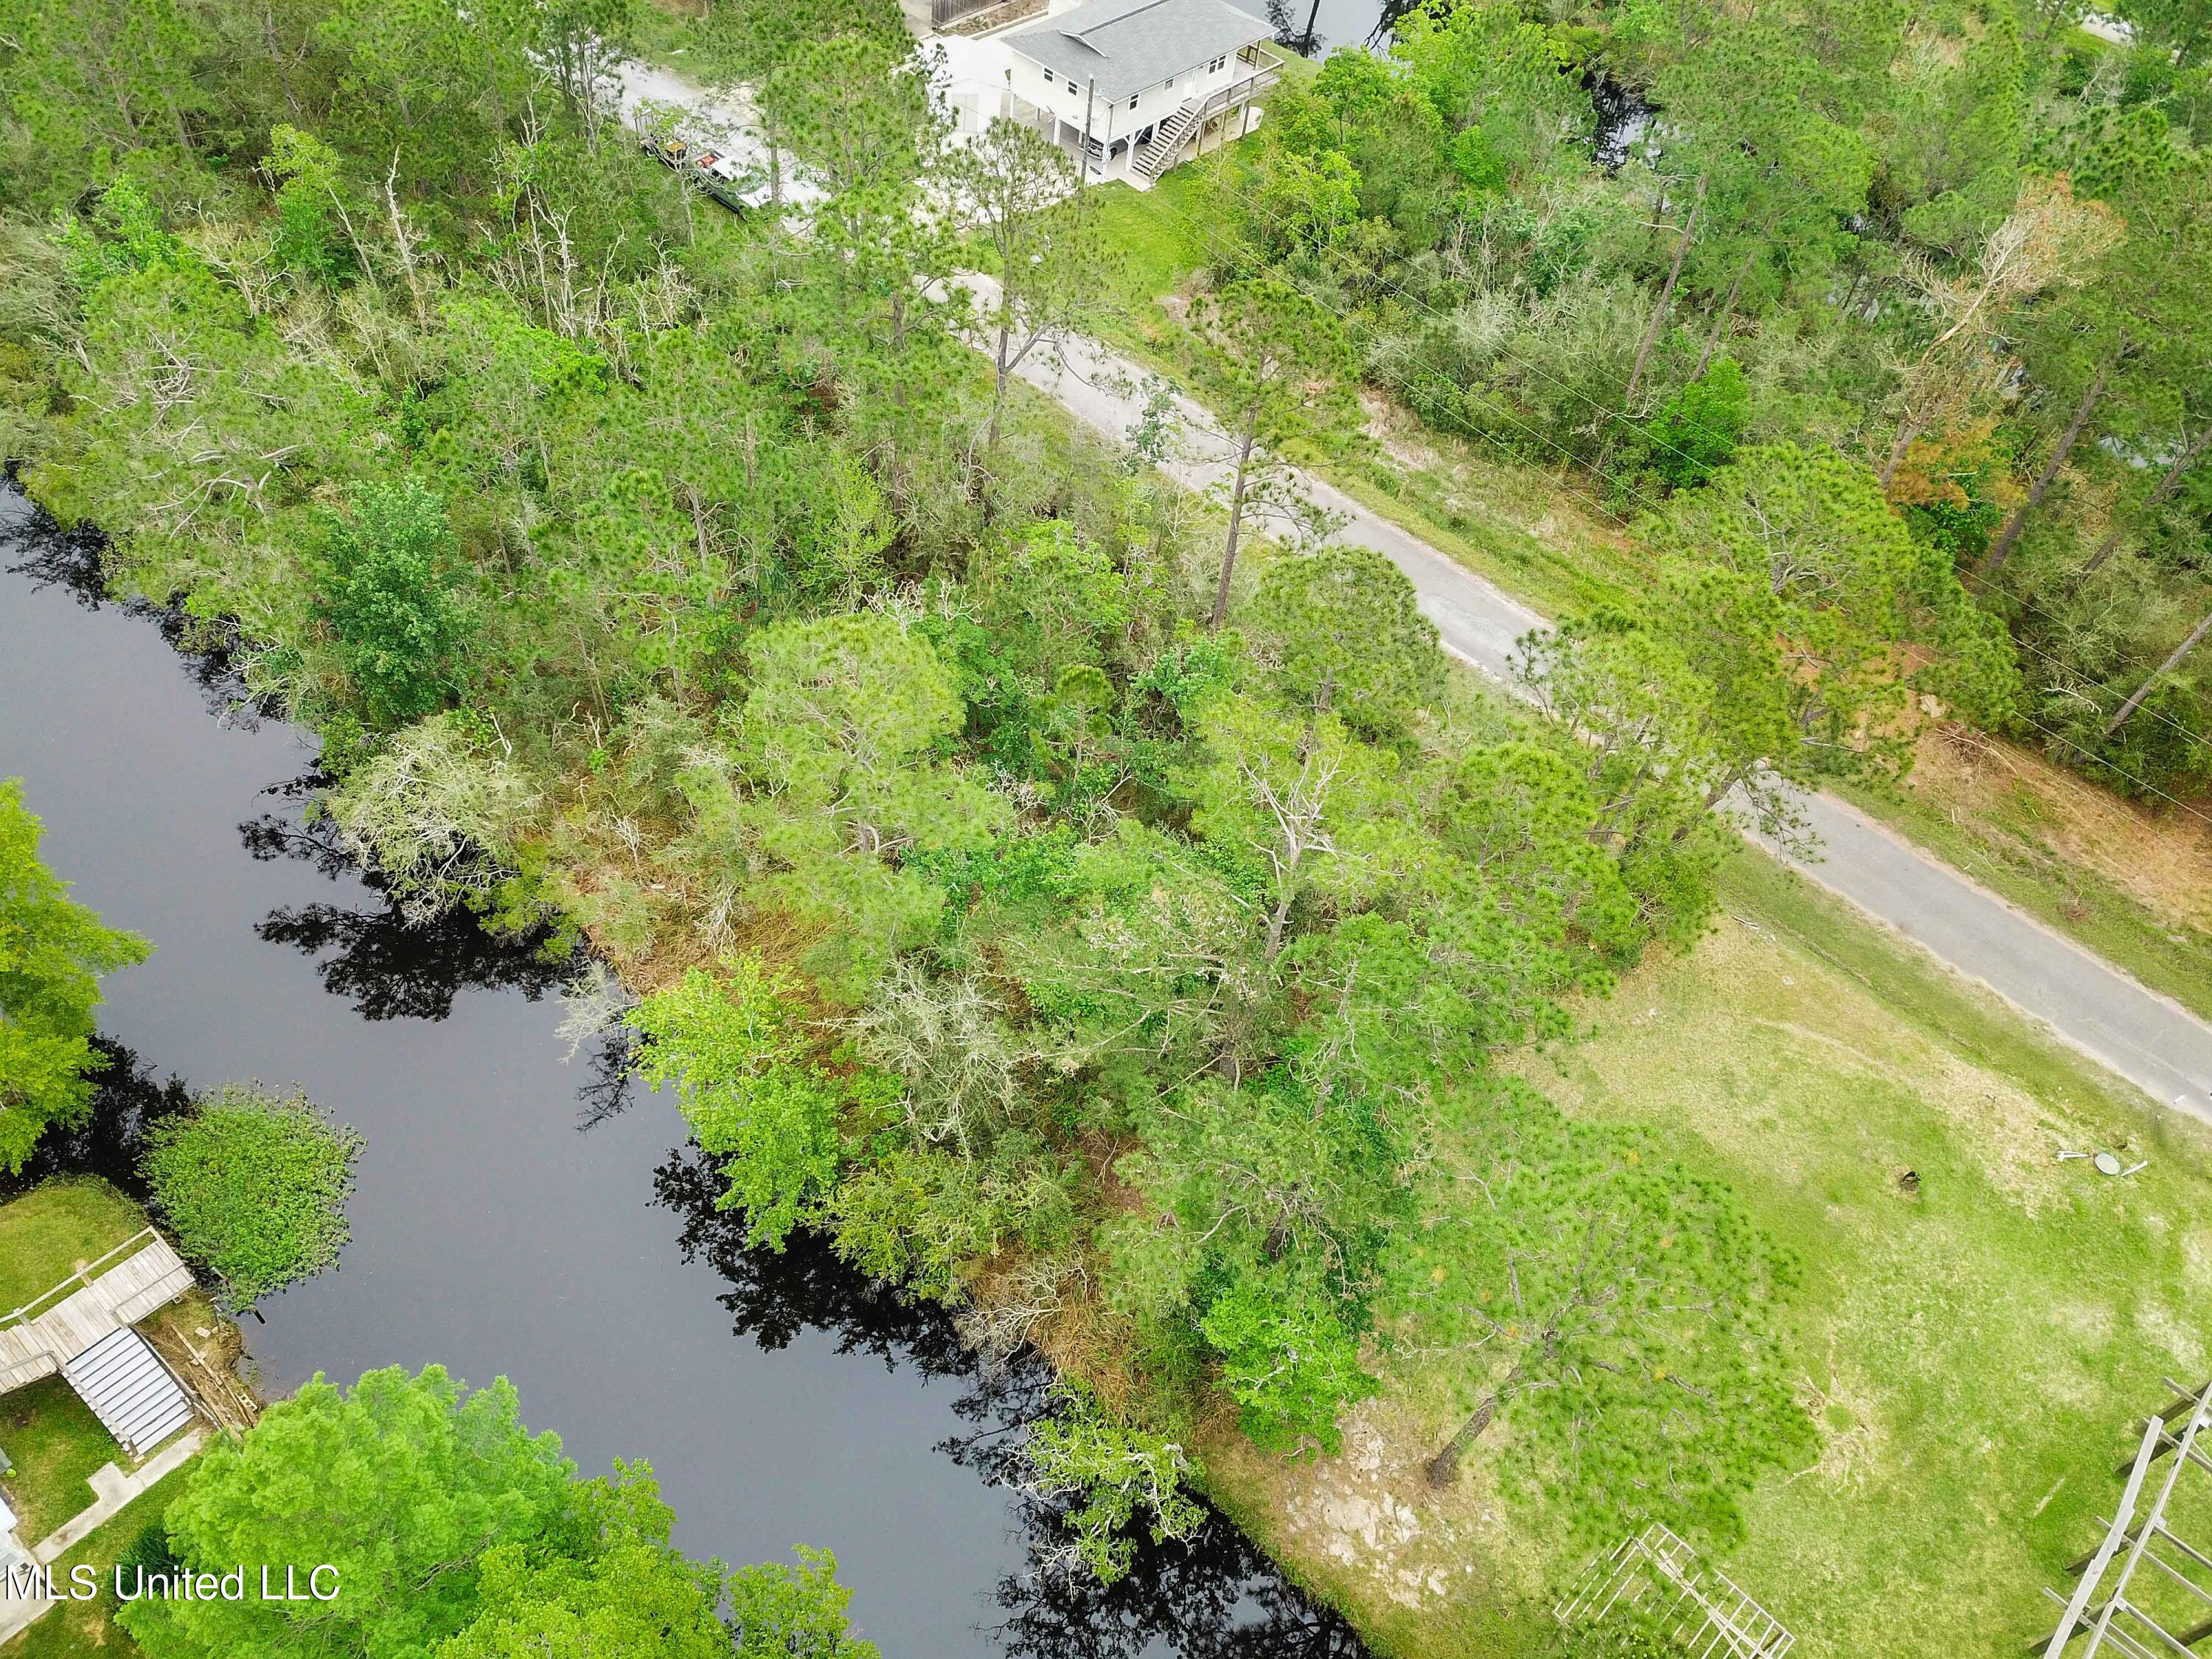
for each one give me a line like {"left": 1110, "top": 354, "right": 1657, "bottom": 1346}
{"left": 611, "top": 60, "right": 2212, "bottom": 1125}
{"left": 1006, "top": 311, "right": 2212, "bottom": 1124}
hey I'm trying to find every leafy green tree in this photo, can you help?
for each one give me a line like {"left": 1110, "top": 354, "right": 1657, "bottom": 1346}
{"left": 711, "top": 613, "right": 1009, "bottom": 995}
{"left": 694, "top": 0, "right": 904, "bottom": 217}
{"left": 695, "top": 0, "right": 905, "bottom": 102}
{"left": 1185, "top": 278, "right": 1354, "bottom": 630}
{"left": 1644, "top": 357, "right": 1747, "bottom": 489}
{"left": 122, "top": 1365, "right": 577, "bottom": 1658}
{"left": 1020, "top": 1382, "right": 1204, "bottom": 1583}
{"left": 1391, "top": 1, "right": 1590, "bottom": 199}
{"left": 728, "top": 1548, "right": 880, "bottom": 1659}
{"left": 947, "top": 119, "right": 1119, "bottom": 451}
{"left": 1397, "top": 740, "right": 1638, "bottom": 1037}
{"left": 1106, "top": 1067, "right": 1401, "bottom": 1454}
{"left": 142, "top": 1084, "right": 363, "bottom": 1308}
{"left": 316, "top": 0, "right": 535, "bottom": 208}
{"left": 1400, "top": 1084, "right": 1815, "bottom": 1548}
{"left": 316, "top": 478, "right": 471, "bottom": 727}
{"left": 1243, "top": 146, "right": 1366, "bottom": 268}
{"left": 0, "top": 0, "right": 206, "bottom": 208}
{"left": 1190, "top": 695, "right": 1409, "bottom": 971}
{"left": 1656, "top": 17, "right": 1874, "bottom": 382}
{"left": 1011, "top": 820, "right": 1267, "bottom": 1082}
{"left": 1986, "top": 111, "right": 2212, "bottom": 572}
{"left": 36, "top": 244, "right": 369, "bottom": 566}
{"left": 524, "top": 0, "right": 637, "bottom": 134}
{"left": 1249, "top": 543, "right": 1444, "bottom": 736}
{"left": 962, "top": 521, "right": 1132, "bottom": 695}
{"left": 437, "top": 1466, "right": 731, "bottom": 1659}
{"left": 765, "top": 16, "right": 927, "bottom": 185}
{"left": 124, "top": 1368, "right": 875, "bottom": 1659}
{"left": 1646, "top": 442, "right": 2017, "bottom": 762}
{"left": 1516, "top": 610, "right": 1733, "bottom": 925}
{"left": 264, "top": 126, "right": 356, "bottom": 290}
{"left": 1880, "top": 4, "right": 2024, "bottom": 254}
{"left": 627, "top": 959, "right": 844, "bottom": 1249}
{"left": 1197, "top": 1271, "right": 1379, "bottom": 1456}
{"left": 0, "top": 779, "right": 149, "bottom": 1172}
{"left": 758, "top": 31, "right": 944, "bottom": 365}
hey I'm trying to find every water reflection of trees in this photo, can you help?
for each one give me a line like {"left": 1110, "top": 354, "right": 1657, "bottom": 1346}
{"left": 240, "top": 796, "right": 574, "bottom": 1021}
{"left": 653, "top": 1150, "right": 1367, "bottom": 1659}
{"left": 0, "top": 1037, "right": 194, "bottom": 1205}
{"left": 4, "top": 492, "right": 270, "bottom": 724}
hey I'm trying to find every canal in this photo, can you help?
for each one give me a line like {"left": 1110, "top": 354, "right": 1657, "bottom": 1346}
{"left": 0, "top": 481, "right": 1361, "bottom": 1658}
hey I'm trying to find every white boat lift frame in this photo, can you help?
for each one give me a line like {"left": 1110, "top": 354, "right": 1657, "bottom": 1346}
{"left": 1556, "top": 1523, "right": 1795, "bottom": 1658}
{"left": 2039, "top": 1377, "right": 2212, "bottom": 1659}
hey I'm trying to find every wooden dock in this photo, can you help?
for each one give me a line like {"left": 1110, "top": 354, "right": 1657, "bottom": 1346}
{"left": 0, "top": 1231, "right": 196, "bottom": 1394}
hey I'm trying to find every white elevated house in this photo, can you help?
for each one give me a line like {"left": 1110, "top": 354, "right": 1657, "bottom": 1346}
{"left": 998, "top": 0, "right": 1283, "bottom": 186}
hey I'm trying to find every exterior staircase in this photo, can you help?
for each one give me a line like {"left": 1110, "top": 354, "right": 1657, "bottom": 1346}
{"left": 1135, "top": 100, "right": 1203, "bottom": 181}
{"left": 63, "top": 1328, "right": 196, "bottom": 1458}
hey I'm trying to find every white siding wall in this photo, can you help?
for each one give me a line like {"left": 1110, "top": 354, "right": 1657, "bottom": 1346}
{"left": 1011, "top": 47, "right": 1256, "bottom": 144}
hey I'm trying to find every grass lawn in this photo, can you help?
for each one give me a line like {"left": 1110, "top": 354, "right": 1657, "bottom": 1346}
{"left": 0, "top": 1478, "right": 181, "bottom": 1659}
{"left": 0, "top": 1180, "right": 148, "bottom": 1315}
{"left": 0, "top": 1380, "right": 122, "bottom": 1547}
{"left": 1092, "top": 170, "right": 1207, "bottom": 310}
{"left": 1200, "top": 843, "right": 2212, "bottom": 1659}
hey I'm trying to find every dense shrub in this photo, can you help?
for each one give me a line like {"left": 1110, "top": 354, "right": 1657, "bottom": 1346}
{"left": 142, "top": 1085, "right": 362, "bottom": 1307}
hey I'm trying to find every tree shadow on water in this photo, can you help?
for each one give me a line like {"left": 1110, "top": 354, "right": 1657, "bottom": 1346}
{"left": 651, "top": 1149, "right": 1368, "bottom": 1659}
{"left": 0, "top": 1036, "right": 194, "bottom": 1206}
{"left": 3, "top": 487, "right": 273, "bottom": 726}
{"left": 240, "top": 794, "right": 574, "bottom": 1022}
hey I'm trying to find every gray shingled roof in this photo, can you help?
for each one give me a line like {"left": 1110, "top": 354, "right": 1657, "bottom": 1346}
{"left": 1006, "top": 0, "right": 1270, "bottom": 105}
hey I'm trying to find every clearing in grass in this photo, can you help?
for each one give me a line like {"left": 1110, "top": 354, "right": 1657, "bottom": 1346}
{"left": 1197, "top": 848, "right": 2212, "bottom": 1659}
{"left": 0, "top": 1178, "right": 147, "bottom": 1314}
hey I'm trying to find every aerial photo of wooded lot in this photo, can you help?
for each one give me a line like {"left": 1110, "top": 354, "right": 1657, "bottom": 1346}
{"left": 0, "top": 0, "right": 2209, "bottom": 1655}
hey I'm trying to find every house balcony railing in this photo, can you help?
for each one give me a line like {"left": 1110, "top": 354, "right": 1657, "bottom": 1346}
{"left": 932, "top": 0, "right": 1044, "bottom": 32}
{"left": 1110, "top": 43, "right": 1281, "bottom": 178}
{"left": 1181, "top": 42, "right": 1284, "bottom": 132}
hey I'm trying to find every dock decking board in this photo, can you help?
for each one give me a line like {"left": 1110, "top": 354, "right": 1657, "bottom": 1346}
{"left": 0, "top": 1234, "right": 196, "bottom": 1402}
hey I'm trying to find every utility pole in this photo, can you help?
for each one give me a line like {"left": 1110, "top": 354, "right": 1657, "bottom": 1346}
{"left": 1080, "top": 76, "right": 1096, "bottom": 192}
{"left": 1301, "top": 0, "right": 1321, "bottom": 55}
{"left": 2104, "top": 608, "right": 2212, "bottom": 737}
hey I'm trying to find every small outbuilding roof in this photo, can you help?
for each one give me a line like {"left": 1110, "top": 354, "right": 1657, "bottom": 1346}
{"left": 1006, "top": 0, "right": 1270, "bottom": 105}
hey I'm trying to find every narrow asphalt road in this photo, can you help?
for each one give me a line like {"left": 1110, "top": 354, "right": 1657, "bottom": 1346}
{"left": 1007, "top": 314, "right": 2212, "bottom": 1124}
{"left": 612, "top": 64, "right": 2212, "bottom": 1126}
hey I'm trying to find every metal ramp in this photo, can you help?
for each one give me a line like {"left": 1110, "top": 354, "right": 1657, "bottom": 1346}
{"left": 63, "top": 1329, "right": 195, "bottom": 1458}
{"left": 2038, "top": 1377, "right": 2212, "bottom": 1658}
{"left": 1557, "top": 1523, "right": 1795, "bottom": 1658}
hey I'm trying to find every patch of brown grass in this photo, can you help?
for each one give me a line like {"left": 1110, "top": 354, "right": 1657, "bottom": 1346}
{"left": 143, "top": 1290, "right": 260, "bottom": 1436}
{"left": 1909, "top": 723, "right": 2212, "bottom": 933}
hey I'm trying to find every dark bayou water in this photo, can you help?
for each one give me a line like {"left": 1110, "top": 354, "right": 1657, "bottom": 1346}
{"left": 0, "top": 481, "right": 1363, "bottom": 1659}
{"left": 1228, "top": 0, "right": 1394, "bottom": 55}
